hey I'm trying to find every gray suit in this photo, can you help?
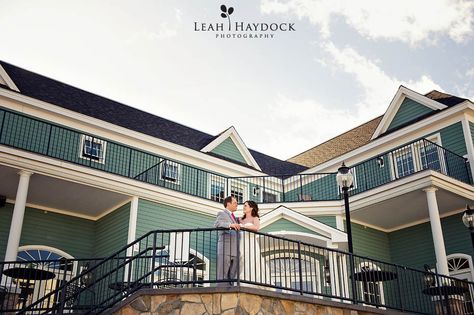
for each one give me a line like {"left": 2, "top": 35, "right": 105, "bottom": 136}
{"left": 214, "top": 210, "right": 239, "bottom": 285}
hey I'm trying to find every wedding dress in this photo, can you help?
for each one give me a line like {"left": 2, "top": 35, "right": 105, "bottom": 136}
{"left": 239, "top": 223, "right": 273, "bottom": 287}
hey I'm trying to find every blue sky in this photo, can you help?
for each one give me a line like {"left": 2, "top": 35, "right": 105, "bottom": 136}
{"left": 0, "top": 0, "right": 473, "bottom": 160}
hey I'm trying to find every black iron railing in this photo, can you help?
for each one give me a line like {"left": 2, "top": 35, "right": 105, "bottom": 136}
{"left": 3, "top": 228, "right": 472, "bottom": 314}
{"left": 0, "top": 108, "right": 471, "bottom": 206}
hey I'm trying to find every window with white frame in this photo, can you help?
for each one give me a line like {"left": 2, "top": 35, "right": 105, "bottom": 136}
{"left": 390, "top": 135, "right": 443, "bottom": 179}
{"left": 262, "top": 191, "right": 279, "bottom": 203}
{"left": 447, "top": 254, "right": 474, "bottom": 314}
{"left": 160, "top": 160, "right": 180, "bottom": 183}
{"left": 269, "top": 255, "right": 320, "bottom": 293}
{"left": 80, "top": 135, "right": 106, "bottom": 163}
{"left": 230, "top": 182, "right": 247, "bottom": 204}
{"left": 209, "top": 175, "right": 226, "bottom": 203}
{"left": 358, "top": 262, "right": 385, "bottom": 306}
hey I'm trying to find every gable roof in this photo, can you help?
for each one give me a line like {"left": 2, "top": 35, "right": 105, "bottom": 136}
{"left": 201, "top": 126, "right": 262, "bottom": 171}
{"left": 371, "top": 86, "right": 468, "bottom": 139}
{"left": 0, "top": 60, "right": 306, "bottom": 175}
{"left": 287, "top": 116, "right": 382, "bottom": 168}
{"left": 288, "top": 87, "right": 469, "bottom": 169}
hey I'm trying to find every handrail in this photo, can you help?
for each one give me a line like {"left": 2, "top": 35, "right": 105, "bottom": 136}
{"left": 5, "top": 227, "right": 473, "bottom": 315}
{"left": 0, "top": 107, "right": 471, "bottom": 208}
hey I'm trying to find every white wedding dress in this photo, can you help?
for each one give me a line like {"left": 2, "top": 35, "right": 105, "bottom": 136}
{"left": 239, "top": 223, "right": 273, "bottom": 287}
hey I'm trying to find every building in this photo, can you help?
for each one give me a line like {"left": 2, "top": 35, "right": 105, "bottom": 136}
{"left": 0, "top": 60, "right": 473, "bottom": 314}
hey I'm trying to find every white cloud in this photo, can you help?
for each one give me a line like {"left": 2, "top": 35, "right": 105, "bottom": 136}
{"left": 261, "top": 0, "right": 474, "bottom": 44}
{"left": 467, "top": 67, "right": 474, "bottom": 77}
{"left": 267, "top": 42, "right": 444, "bottom": 159}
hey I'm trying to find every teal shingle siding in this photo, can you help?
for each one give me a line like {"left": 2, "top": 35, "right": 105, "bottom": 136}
{"left": 352, "top": 222, "right": 391, "bottom": 262}
{"left": 310, "top": 216, "right": 337, "bottom": 229}
{"left": 0, "top": 203, "right": 14, "bottom": 261}
{"left": 387, "top": 97, "right": 433, "bottom": 132}
{"left": 436, "top": 122, "right": 467, "bottom": 156}
{"left": 210, "top": 137, "right": 247, "bottom": 164}
{"left": 16, "top": 204, "right": 95, "bottom": 259}
{"left": 389, "top": 213, "right": 473, "bottom": 270}
{"left": 261, "top": 218, "right": 322, "bottom": 237}
{"left": 94, "top": 202, "right": 130, "bottom": 257}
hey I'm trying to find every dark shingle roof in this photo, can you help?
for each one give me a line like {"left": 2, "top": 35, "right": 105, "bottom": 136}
{"left": 0, "top": 60, "right": 306, "bottom": 175}
{"left": 425, "top": 90, "right": 467, "bottom": 107}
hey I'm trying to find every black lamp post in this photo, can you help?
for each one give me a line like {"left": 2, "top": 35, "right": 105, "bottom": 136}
{"left": 462, "top": 205, "right": 474, "bottom": 252}
{"left": 337, "top": 162, "right": 354, "bottom": 254}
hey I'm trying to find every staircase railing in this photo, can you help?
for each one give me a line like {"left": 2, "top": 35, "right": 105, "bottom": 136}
{"left": 4, "top": 228, "right": 473, "bottom": 315}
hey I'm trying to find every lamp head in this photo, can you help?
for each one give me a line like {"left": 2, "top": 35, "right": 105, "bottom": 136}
{"left": 462, "top": 205, "right": 474, "bottom": 229}
{"left": 336, "top": 162, "right": 354, "bottom": 189}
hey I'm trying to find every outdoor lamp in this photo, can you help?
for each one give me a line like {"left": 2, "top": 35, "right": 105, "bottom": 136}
{"left": 336, "top": 162, "right": 354, "bottom": 254}
{"left": 422, "top": 264, "right": 435, "bottom": 287}
{"left": 336, "top": 163, "right": 354, "bottom": 189}
{"left": 462, "top": 205, "right": 474, "bottom": 252}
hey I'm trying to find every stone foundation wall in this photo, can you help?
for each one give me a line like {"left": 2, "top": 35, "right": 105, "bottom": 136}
{"left": 110, "top": 288, "right": 401, "bottom": 315}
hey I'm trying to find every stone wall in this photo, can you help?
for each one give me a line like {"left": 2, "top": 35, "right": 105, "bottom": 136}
{"left": 109, "top": 287, "right": 402, "bottom": 315}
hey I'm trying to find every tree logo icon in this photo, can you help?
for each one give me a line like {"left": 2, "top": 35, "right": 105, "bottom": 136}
{"left": 220, "top": 5, "right": 234, "bottom": 31}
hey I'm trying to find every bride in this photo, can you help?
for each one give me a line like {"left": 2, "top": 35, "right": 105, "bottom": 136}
{"left": 239, "top": 201, "right": 272, "bottom": 287}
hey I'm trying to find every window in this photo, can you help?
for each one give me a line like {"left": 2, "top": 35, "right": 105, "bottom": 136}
{"left": 269, "top": 256, "right": 319, "bottom": 293}
{"left": 263, "top": 191, "right": 279, "bottom": 203}
{"left": 160, "top": 160, "right": 180, "bottom": 183}
{"left": 358, "top": 262, "right": 385, "bottom": 306}
{"left": 209, "top": 175, "right": 226, "bottom": 203}
{"left": 231, "top": 185, "right": 244, "bottom": 203}
{"left": 447, "top": 254, "right": 474, "bottom": 314}
{"left": 79, "top": 135, "right": 106, "bottom": 163}
{"left": 390, "top": 135, "right": 444, "bottom": 179}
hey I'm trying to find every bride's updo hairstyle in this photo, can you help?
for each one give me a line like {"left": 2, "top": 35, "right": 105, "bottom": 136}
{"left": 242, "top": 200, "right": 259, "bottom": 220}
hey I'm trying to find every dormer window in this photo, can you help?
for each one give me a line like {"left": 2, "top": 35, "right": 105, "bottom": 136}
{"left": 80, "top": 135, "right": 106, "bottom": 164}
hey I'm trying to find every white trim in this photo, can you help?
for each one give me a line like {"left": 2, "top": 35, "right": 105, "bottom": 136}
{"left": 127, "top": 196, "right": 139, "bottom": 249}
{"left": 372, "top": 86, "right": 447, "bottom": 139}
{"left": 260, "top": 206, "right": 347, "bottom": 244}
{"left": 201, "top": 126, "right": 262, "bottom": 171}
{"left": 0, "top": 64, "right": 20, "bottom": 92}
{"left": 79, "top": 134, "right": 107, "bottom": 164}
{"left": 17, "top": 245, "right": 75, "bottom": 259}
{"left": 461, "top": 116, "right": 474, "bottom": 178}
{"left": 447, "top": 253, "right": 474, "bottom": 280}
{"left": 304, "top": 102, "right": 473, "bottom": 174}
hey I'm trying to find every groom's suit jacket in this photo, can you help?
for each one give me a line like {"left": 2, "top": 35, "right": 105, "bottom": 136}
{"left": 214, "top": 210, "right": 239, "bottom": 257}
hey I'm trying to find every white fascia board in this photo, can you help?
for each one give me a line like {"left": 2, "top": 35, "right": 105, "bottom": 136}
{"left": 201, "top": 126, "right": 262, "bottom": 171}
{"left": 0, "top": 65, "right": 20, "bottom": 92}
{"left": 304, "top": 102, "right": 472, "bottom": 174}
{"left": 260, "top": 205, "right": 347, "bottom": 242}
{"left": 0, "top": 88, "right": 266, "bottom": 177}
{"left": 371, "top": 86, "right": 448, "bottom": 140}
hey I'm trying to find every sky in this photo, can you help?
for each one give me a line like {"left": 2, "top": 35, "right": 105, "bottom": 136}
{"left": 0, "top": 0, "right": 473, "bottom": 160}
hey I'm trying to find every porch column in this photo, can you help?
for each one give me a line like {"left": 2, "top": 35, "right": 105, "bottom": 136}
{"left": 124, "top": 196, "right": 139, "bottom": 282}
{"left": 423, "top": 187, "right": 449, "bottom": 275}
{"left": 461, "top": 117, "right": 474, "bottom": 180}
{"left": 126, "top": 196, "right": 139, "bottom": 257}
{"left": 4, "top": 170, "right": 33, "bottom": 261}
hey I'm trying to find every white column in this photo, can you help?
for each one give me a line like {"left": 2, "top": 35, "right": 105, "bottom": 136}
{"left": 124, "top": 196, "right": 139, "bottom": 282}
{"left": 462, "top": 117, "right": 474, "bottom": 179}
{"left": 126, "top": 196, "right": 139, "bottom": 257}
{"left": 423, "top": 187, "right": 449, "bottom": 275}
{"left": 4, "top": 170, "right": 33, "bottom": 261}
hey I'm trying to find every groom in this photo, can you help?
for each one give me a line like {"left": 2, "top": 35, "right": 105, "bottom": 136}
{"left": 214, "top": 195, "right": 240, "bottom": 286}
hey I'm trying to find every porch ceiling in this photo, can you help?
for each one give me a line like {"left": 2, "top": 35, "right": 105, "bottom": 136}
{"left": 350, "top": 187, "right": 472, "bottom": 231}
{"left": 0, "top": 164, "right": 130, "bottom": 218}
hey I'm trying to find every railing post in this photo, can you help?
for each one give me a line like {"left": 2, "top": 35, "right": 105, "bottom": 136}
{"left": 262, "top": 177, "right": 266, "bottom": 202}
{"left": 0, "top": 110, "right": 6, "bottom": 142}
{"left": 127, "top": 149, "right": 133, "bottom": 178}
{"left": 46, "top": 124, "right": 53, "bottom": 156}
{"left": 151, "top": 233, "right": 156, "bottom": 288}
{"left": 236, "top": 231, "right": 241, "bottom": 287}
{"left": 297, "top": 241, "right": 303, "bottom": 295}
{"left": 195, "top": 171, "right": 199, "bottom": 196}
{"left": 299, "top": 175, "right": 303, "bottom": 202}
{"left": 349, "top": 253, "right": 358, "bottom": 304}
{"left": 281, "top": 176, "right": 286, "bottom": 202}
{"left": 395, "top": 265, "right": 404, "bottom": 312}
{"left": 226, "top": 177, "right": 229, "bottom": 198}
{"left": 57, "top": 258, "right": 69, "bottom": 314}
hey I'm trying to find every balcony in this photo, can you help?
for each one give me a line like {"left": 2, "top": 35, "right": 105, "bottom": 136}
{"left": 0, "top": 107, "right": 471, "bottom": 206}
{"left": 1, "top": 228, "right": 473, "bottom": 314}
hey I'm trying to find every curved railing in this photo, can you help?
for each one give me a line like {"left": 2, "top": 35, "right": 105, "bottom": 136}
{"left": 2, "top": 228, "right": 472, "bottom": 314}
